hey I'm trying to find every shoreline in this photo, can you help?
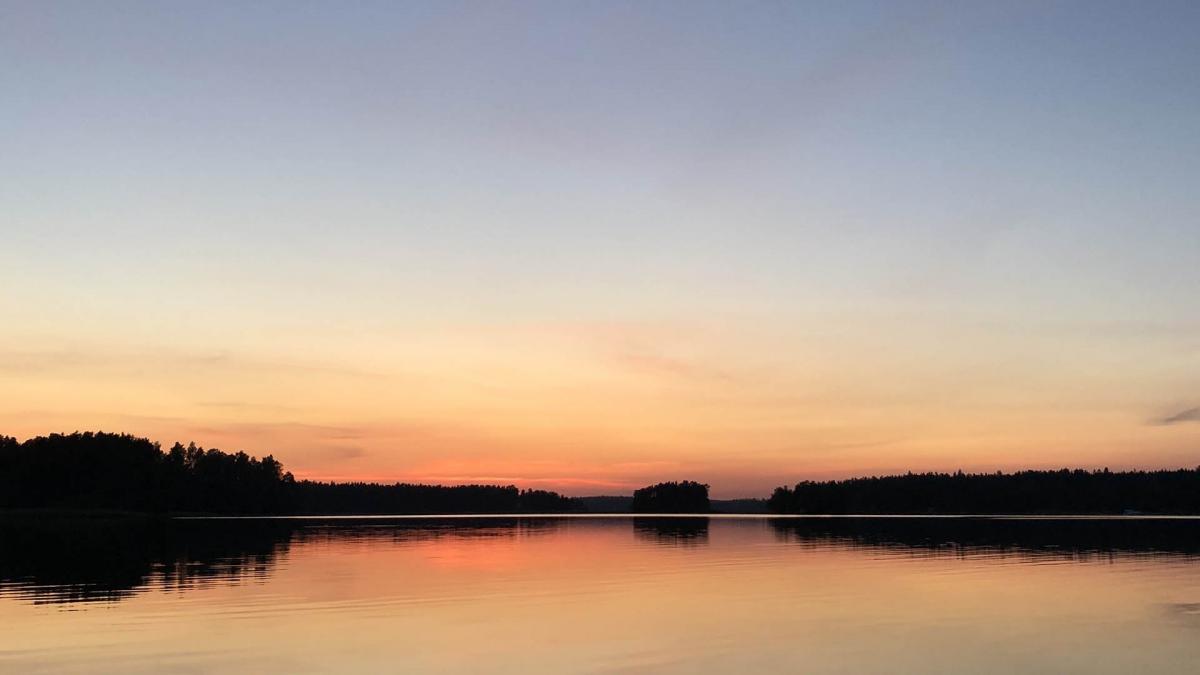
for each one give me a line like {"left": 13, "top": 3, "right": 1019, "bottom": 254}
{"left": 6, "top": 509, "right": 1200, "bottom": 521}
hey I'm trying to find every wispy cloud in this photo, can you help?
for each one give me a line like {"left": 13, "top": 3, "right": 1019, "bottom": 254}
{"left": 186, "top": 421, "right": 366, "bottom": 441}
{"left": 542, "top": 320, "right": 739, "bottom": 384}
{"left": 307, "top": 445, "right": 367, "bottom": 461}
{"left": 1154, "top": 407, "right": 1200, "bottom": 426}
{"left": 195, "top": 401, "right": 305, "bottom": 414}
{"left": 0, "top": 348, "right": 381, "bottom": 379}
{"left": 612, "top": 350, "right": 734, "bottom": 383}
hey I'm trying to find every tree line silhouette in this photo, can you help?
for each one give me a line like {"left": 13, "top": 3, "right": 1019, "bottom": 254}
{"left": 289, "top": 481, "right": 578, "bottom": 515}
{"left": 9, "top": 432, "right": 1200, "bottom": 516}
{"left": 767, "top": 468, "right": 1200, "bottom": 515}
{"left": 631, "top": 480, "right": 710, "bottom": 513}
{"left": 0, "top": 432, "right": 579, "bottom": 515}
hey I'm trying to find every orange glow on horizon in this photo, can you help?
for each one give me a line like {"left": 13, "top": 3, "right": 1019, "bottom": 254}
{"left": 3, "top": 317, "right": 1198, "bottom": 498}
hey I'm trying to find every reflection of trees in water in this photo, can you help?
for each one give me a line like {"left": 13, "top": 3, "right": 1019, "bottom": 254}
{"left": 633, "top": 517, "right": 710, "bottom": 547}
{"left": 11, "top": 515, "right": 1198, "bottom": 606}
{"left": 0, "top": 516, "right": 569, "bottom": 605}
{"left": 0, "top": 517, "right": 295, "bottom": 605}
{"left": 768, "top": 516, "right": 1200, "bottom": 561}
{"left": 1164, "top": 602, "right": 1200, "bottom": 629}
{"left": 292, "top": 517, "right": 566, "bottom": 546}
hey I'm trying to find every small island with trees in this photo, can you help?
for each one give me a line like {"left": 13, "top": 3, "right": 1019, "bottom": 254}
{"left": 631, "top": 481, "right": 710, "bottom": 513}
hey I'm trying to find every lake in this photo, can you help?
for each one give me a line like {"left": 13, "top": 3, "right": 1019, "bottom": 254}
{"left": 2, "top": 515, "right": 1200, "bottom": 673}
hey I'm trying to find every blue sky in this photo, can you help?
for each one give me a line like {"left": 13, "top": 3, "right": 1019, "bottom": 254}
{"left": 3, "top": 1, "right": 1198, "bottom": 495}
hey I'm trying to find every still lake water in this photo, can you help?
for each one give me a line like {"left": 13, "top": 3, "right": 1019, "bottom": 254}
{"left": 2, "top": 515, "right": 1200, "bottom": 674}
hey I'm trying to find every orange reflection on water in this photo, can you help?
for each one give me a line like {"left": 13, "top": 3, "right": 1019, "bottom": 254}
{"left": 2, "top": 517, "right": 1200, "bottom": 673}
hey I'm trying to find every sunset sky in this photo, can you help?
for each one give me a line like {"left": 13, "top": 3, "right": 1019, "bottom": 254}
{"left": 3, "top": 1, "right": 1199, "bottom": 497}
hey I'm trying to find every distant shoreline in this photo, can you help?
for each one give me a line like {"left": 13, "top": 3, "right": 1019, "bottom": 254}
{"left": 8, "top": 433, "right": 1200, "bottom": 517}
{"left": 9, "top": 506, "right": 1200, "bottom": 516}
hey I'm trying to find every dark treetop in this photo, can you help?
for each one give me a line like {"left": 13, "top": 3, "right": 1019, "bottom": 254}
{"left": 631, "top": 480, "right": 710, "bottom": 513}
{"left": 0, "top": 432, "right": 579, "bottom": 515}
{"left": 767, "top": 468, "right": 1200, "bottom": 515}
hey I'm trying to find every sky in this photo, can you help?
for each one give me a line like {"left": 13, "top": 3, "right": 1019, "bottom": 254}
{"left": 2, "top": 1, "right": 1199, "bottom": 497}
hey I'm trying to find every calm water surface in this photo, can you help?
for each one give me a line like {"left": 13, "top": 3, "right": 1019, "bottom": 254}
{"left": 2, "top": 515, "right": 1200, "bottom": 673}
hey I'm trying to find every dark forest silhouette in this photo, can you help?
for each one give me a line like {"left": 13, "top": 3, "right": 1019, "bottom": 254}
{"left": 767, "top": 469, "right": 1200, "bottom": 515}
{"left": 631, "top": 480, "right": 710, "bottom": 513}
{"left": 289, "top": 480, "right": 579, "bottom": 515}
{"left": 0, "top": 432, "right": 579, "bottom": 515}
{"left": 7, "top": 432, "right": 1200, "bottom": 515}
